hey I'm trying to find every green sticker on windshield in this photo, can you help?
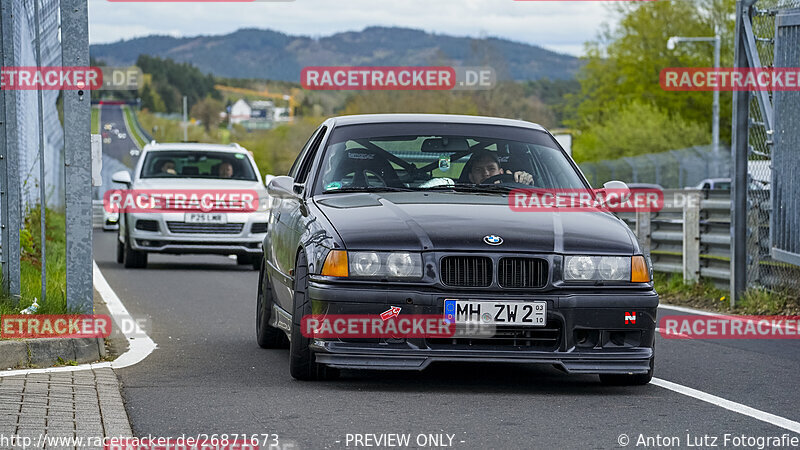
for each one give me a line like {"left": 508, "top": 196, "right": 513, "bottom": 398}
{"left": 235, "top": 153, "right": 245, "bottom": 159}
{"left": 325, "top": 181, "right": 342, "bottom": 190}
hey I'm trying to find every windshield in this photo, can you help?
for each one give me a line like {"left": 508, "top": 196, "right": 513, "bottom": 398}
{"left": 313, "top": 122, "right": 587, "bottom": 195}
{"left": 140, "top": 150, "right": 257, "bottom": 181}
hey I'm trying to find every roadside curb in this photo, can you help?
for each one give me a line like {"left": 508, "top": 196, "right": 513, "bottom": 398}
{"left": 0, "top": 337, "right": 105, "bottom": 371}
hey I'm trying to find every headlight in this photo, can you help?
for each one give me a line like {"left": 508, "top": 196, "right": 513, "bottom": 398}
{"left": 257, "top": 197, "right": 270, "bottom": 211}
{"left": 351, "top": 252, "right": 382, "bottom": 276}
{"left": 565, "top": 256, "right": 596, "bottom": 280}
{"left": 386, "top": 252, "right": 422, "bottom": 278}
{"left": 322, "top": 250, "right": 423, "bottom": 279}
{"left": 564, "top": 256, "right": 637, "bottom": 282}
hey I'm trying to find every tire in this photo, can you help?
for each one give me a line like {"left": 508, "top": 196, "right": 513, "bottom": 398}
{"left": 289, "top": 251, "right": 339, "bottom": 381}
{"left": 123, "top": 234, "right": 148, "bottom": 269}
{"left": 256, "top": 261, "right": 289, "bottom": 349}
{"left": 238, "top": 254, "right": 261, "bottom": 271}
{"left": 599, "top": 352, "right": 654, "bottom": 386}
{"left": 116, "top": 234, "right": 125, "bottom": 264}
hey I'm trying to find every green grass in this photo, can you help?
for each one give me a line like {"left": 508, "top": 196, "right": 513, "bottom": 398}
{"left": 91, "top": 107, "right": 100, "bottom": 134}
{"left": 654, "top": 272, "right": 799, "bottom": 315}
{"left": 122, "top": 106, "right": 148, "bottom": 148}
{"left": 0, "top": 207, "right": 83, "bottom": 325}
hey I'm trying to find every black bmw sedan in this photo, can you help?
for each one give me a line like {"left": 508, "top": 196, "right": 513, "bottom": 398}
{"left": 256, "top": 114, "right": 657, "bottom": 384}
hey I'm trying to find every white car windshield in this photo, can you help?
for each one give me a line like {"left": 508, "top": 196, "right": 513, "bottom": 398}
{"left": 141, "top": 150, "right": 257, "bottom": 181}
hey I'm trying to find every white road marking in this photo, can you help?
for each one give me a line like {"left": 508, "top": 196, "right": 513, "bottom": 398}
{"left": 652, "top": 378, "right": 800, "bottom": 434}
{"left": 93, "top": 260, "right": 157, "bottom": 368}
{"left": 0, "top": 261, "right": 157, "bottom": 377}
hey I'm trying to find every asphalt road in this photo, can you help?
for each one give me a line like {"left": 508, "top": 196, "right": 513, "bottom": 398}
{"left": 98, "top": 104, "right": 141, "bottom": 169}
{"left": 91, "top": 229, "right": 800, "bottom": 449}
{"left": 91, "top": 112, "right": 800, "bottom": 449}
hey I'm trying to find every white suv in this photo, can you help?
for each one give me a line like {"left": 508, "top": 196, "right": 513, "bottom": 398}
{"left": 112, "top": 142, "right": 270, "bottom": 269}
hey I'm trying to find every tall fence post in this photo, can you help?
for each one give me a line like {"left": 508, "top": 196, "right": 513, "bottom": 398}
{"left": 0, "top": 0, "right": 22, "bottom": 300}
{"left": 635, "top": 210, "right": 651, "bottom": 258}
{"left": 730, "top": 0, "right": 757, "bottom": 307}
{"left": 61, "top": 0, "right": 93, "bottom": 312}
{"left": 683, "top": 193, "right": 701, "bottom": 283}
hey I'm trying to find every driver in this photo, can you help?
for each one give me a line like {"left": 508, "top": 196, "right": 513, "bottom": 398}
{"left": 467, "top": 150, "right": 534, "bottom": 185}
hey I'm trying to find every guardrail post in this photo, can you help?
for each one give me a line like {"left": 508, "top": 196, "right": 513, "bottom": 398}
{"left": 683, "top": 193, "right": 701, "bottom": 283}
{"left": 61, "top": 0, "right": 93, "bottom": 313}
{"left": 635, "top": 210, "right": 651, "bottom": 257}
{"left": 0, "top": 0, "right": 22, "bottom": 301}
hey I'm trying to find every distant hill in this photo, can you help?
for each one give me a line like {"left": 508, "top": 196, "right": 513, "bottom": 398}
{"left": 91, "top": 27, "right": 580, "bottom": 82}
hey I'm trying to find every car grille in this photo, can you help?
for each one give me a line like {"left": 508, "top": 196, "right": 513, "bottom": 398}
{"left": 135, "top": 220, "right": 159, "bottom": 232}
{"left": 251, "top": 222, "right": 268, "bottom": 234}
{"left": 440, "top": 256, "right": 492, "bottom": 287}
{"left": 498, "top": 258, "right": 548, "bottom": 288}
{"left": 166, "top": 222, "right": 244, "bottom": 234}
{"left": 428, "top": 321, "right": 562, "bottom": 350}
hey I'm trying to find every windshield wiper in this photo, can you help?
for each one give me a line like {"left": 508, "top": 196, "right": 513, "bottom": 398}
{"left": 322, "top": 186, "right": 416, "bottom": 194}
{"left": 421, "top": 183, "right": 514, "bottom": 193}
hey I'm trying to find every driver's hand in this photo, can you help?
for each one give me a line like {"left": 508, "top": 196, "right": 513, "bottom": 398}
{"left": 506, "top": 170, "right": 533, "bottom": 185}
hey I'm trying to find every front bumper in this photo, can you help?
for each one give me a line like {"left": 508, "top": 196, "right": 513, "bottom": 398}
{"left": 306, "top": 281, "right": 658, "bottom": 374}
{"left": 126, "top": 211, "right": 268, "bottom": 255}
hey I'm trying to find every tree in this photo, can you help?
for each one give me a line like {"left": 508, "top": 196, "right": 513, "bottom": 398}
{"left": 191, "top": 97, "right": 224, "bottom": 132}
{"left": 573, "top": 101, "right": 709, "bottom": 161}
{"left": 566, "top": 0, "right": 736, "bottom": 159}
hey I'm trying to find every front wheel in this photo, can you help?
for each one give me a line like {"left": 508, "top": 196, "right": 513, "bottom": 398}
{"left": 289, "top": 251, "right": 339, "bottom": 381}
{"left": 256, "top": 262, "right": 289, "bottom": 349}
{"left": 116, "top": 234, "right": 125, "bottom": 264}
{"left": 123, "top": 234, "right": 148, "bottom": 269}
{"left": 238, "top": 254, "right": 261, "bottom": 271}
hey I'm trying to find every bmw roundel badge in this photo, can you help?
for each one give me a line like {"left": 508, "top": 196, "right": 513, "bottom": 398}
{"left": 483, "top": 235, "right": 503, "bottom": 246}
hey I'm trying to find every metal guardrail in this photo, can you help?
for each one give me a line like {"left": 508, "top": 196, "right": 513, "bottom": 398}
{"left": 620, "top": 188, "right": 800, "bottom": 292}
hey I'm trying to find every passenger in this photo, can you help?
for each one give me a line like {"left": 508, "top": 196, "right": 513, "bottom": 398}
{"left": 218, "top": 162, "right": 234, "bottom": 178}
{"left": 158, "top": 159, "right": 177, "bottom": 175}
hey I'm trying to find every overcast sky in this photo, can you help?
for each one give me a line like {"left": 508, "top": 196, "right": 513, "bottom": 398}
{"left": 88, "top": 0, "right": 617, "bottom": 57}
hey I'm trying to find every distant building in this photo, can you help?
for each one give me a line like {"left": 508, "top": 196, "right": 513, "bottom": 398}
{"left": 229, "top": 99, "right": 252, "bottom": 125}
{"left": 229, "top": 98, "right": 291, "bottom": 130}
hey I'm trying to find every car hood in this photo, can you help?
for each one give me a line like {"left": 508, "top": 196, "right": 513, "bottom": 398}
{"left": 131, "top": 178, "right": 266, "bottom": 195}
{"left": 315, "top": 192, "right": 635, "bottom": 254}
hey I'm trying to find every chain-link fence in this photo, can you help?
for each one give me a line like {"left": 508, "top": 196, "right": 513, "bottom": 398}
{"left": 578, "top": 145, "right": 729, "bottom": 189}
{"left": 1, "top": 0, "right": 93, "bottom": 310}
{"left": 731, "top": 0, "right": 800, "bottom": 300}
{"left": 1, "top": 0, "right": 65, "bottom": 299}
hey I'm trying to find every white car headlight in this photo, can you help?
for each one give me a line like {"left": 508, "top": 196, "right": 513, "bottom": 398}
{"left": 257, "top": 197, "right": 270, "bottom": 211}
{"left": 564, "top": 255, "right": 633, "bottom": 281}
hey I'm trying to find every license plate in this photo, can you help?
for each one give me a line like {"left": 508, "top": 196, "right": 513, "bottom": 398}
{"left": 184, "top": 212, "right": 226, "bottom": 224}
{"left": 444, "top": 299, "right": 547, "bottom": 326}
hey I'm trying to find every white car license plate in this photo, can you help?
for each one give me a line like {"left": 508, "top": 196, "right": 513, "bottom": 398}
{"left": 444, "top": 299, "right": 547, "bottom": 326}
{"left": 184, "top": 212, "right": 226, "bottom": 224}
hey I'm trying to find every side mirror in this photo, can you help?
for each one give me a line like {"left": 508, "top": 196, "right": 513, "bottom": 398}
{"left": 596, "top": 180, "right": 631, "bottom": 207}
{"left": 263, "top": 174, "right": 275, "bottom": 188}
{"left": 268, "top": 176, "right": 299, "bottom": 199}
{"left": 112, "top": 170, "right": 132, "bottom": 185}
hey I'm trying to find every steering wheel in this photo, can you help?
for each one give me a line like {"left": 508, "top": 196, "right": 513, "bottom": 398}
{"left": 480, "top": 173, "right": 516, "bottom": 185}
